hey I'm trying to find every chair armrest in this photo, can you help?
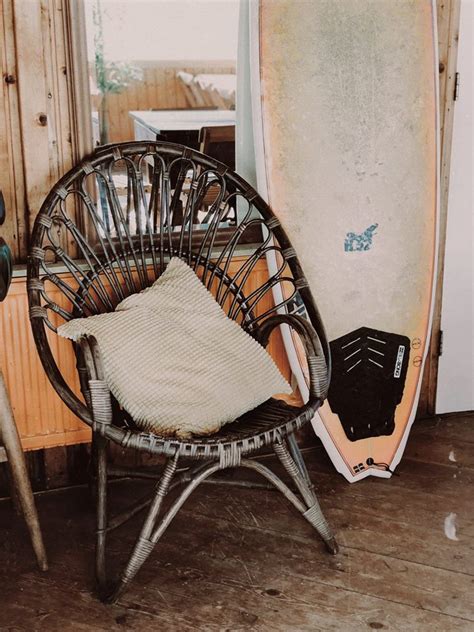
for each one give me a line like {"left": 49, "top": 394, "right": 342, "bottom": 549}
{"left": 77, "top": 335, "right": 113, "bottom": 434}
{"left": 255, "top": 314, "right": 330, "bottom": 404}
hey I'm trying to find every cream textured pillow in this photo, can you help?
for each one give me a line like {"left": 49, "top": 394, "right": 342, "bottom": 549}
{"left": 58, "top": 257, "right": 291, "bottom": 438}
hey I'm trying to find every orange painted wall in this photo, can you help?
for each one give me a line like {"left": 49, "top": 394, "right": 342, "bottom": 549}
{"left": 0, "top": 277, "right": 90, "bottom": 450}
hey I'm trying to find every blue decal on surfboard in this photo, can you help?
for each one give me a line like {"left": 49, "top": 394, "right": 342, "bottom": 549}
{"left": 344, "top": 223, "right": 379, "bottom": 252}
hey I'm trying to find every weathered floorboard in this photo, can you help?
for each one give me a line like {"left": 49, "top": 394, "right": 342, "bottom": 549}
{"left": 0, "top": 414, "right": 473, "bottom": 631}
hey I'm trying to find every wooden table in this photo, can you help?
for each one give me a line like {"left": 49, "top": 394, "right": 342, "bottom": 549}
{"left": 129, "top": 110, "right": 236, "bottom": 149}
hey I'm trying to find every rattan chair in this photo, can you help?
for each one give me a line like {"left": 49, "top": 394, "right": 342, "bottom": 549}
{"left": 27, "top": 141, "right": 337, "bottom": 602}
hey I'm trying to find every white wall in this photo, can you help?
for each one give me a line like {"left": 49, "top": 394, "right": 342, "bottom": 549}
{"left": 436, "top": 0, "right": 474, "bottom": 414}
{"left": 84, "top": 0, "right": 240, "bottom": 62}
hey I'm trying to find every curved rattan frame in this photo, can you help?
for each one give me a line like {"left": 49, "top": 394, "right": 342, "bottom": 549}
{"left": 27, "top": 141, "right": 337, "bottom": 602}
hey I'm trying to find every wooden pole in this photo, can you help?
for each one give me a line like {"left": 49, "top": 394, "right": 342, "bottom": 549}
{"left": 418, "top": 0, "right": 462, "bottom": 416}
{"left": 0, "top": 370, "right": 48, "bottom": 571}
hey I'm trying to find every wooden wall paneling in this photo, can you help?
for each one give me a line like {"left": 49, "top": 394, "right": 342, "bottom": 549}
{"left": 143, "top": 66, "right": 155, "bottom": 111}
{"left": 61, "top": 0, "right": 94, "bottom": 250}
{"left": 62, "top": 0, "right": 93, "bottom": 163}
{"left": 141, "top": 64, "right": 154, "bottom": 112}
{"left": 116, "top": 78, "right": 131, "bottom": 141}
{"left": 13, "top": 0, "right": 57, "bottom": 226}
{"left": 151, "top": 64, "right": 163, "bottom": 108}
{"left": 0, "top": 0, "right": 27, "bottom": 261}
{"left": 126, "top": 71, "right": 142, "bottom": 126}
{"left": 418, "top": 0, "right": 461, "bottom": 417}
{"left": 158, "top": 65, "right": 172, "bottom": 110}
{"left": 127, "top": 81, "right": 136, "bottom": 125}
{"left": 174, "top": 70, "right": 189, "bottom": 110}
{"left": 124, "top": 73, "right": 137, "bottom": 140}
{"left": 131, "top": 75, "right": 144, "bottom": 119}
{"left": 43, "top": 0, "right": 73, "bottom": 181}
{"left": 164, "top": 66, "right": 179, "bottom": 110}
{"left": 108, "top": 92, "right": 123, "bottom": 144}
{"left": 12, "top": 0, "right": 75, "bottom": 257}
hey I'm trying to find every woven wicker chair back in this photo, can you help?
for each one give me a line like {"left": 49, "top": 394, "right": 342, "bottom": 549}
{"left": 27, "top": 142, "right": 324, "bottom": 422}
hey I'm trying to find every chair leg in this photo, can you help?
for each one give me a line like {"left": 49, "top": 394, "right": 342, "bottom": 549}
{"left": 106, "top": 453, "right": 180, "bottom": 603}
{"left": 101, "top": 445, "right": 338, "bottom": 603}
{"left": 0, "top": 372, "right": 48, "bottom": 571}
{"left": 88, "top": 431, "right": 99, "bottom": 502}
{"left": 287, "top": 432, "right": 313, "bottom": 489}
{"left": 95, "top": 433, "right": 108, "bottom": 595}
{"left": 6, "top": 461, "right": 22, "bottom": 515}
{"left": 274, "top": 438, "right": 338, "bottom": 554}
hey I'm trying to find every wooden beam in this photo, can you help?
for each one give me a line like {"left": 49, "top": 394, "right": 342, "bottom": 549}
{"left": 0, "top": 0, "right": 27, "bottom": 261}
{"left": 10, "top": 0, "right": 76, "bottom": 258}
{"left": 418, "top": 0, "right": 461, "bottom": 417}
{"left": 62, "top": 0, "right": 93, "bottom": 163}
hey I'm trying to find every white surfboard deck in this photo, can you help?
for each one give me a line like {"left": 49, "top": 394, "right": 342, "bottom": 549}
{"left": 249, "top": 0, "right": 440, "bottom": 482}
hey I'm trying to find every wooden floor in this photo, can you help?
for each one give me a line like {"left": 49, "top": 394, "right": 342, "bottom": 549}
{"left": 0, "top": 413, "right": 473, "bottom": 631}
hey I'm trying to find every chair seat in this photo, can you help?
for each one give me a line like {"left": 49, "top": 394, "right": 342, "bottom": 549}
{"left": 196, "top": 397, "right": 309, "bottom": 445}
{"left": 117, "top": 398, "right": 316, "bottom": 461}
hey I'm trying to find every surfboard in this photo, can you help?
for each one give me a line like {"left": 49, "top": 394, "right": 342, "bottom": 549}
{"left": 249, "top": 0, "right": 439, "bottom": 482}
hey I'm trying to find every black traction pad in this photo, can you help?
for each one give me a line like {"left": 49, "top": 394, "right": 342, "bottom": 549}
{"left": 328, "top": 327, "right": 410, "bottom": 442}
